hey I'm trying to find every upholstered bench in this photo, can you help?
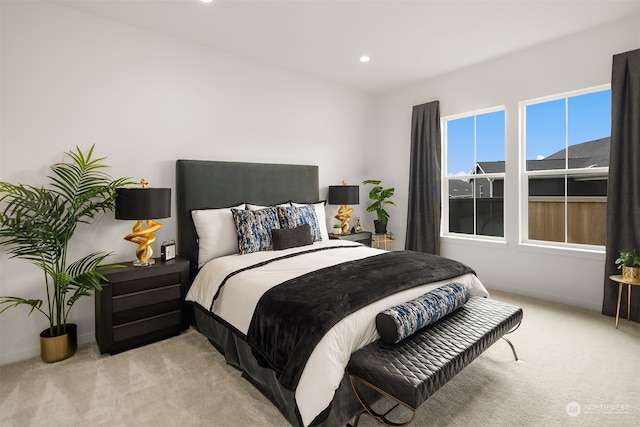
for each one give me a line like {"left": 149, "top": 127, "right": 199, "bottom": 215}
{"left": 347, "top": 296, "right": 523, "bottom": 426}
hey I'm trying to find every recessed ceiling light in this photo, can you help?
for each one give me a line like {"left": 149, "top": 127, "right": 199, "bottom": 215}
{"left": 360, "top": 56, "right": 371, "bottom": 63}
{"left": 200, "top": 0, "right": 213, "bottom": 3}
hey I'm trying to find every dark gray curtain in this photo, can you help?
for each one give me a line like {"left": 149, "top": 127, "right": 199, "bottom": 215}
{"left": 603, "top": 48, "right": 640, "bottom": 322}
{"left": 406, "top": 101, "right": 441, "bottom": 254}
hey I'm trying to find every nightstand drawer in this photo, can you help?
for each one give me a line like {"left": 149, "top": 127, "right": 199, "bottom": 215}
{"left": 113, "top": 284, "right": 181, "bottom": 312}
{"left": 112, "top": 272, "right": 181, "bottom": 296}
{"left": 113, "top": 311, "right": 182, "bottom": 342}
{"left": 113, "top": 299, "right": 182, "bottom": 325}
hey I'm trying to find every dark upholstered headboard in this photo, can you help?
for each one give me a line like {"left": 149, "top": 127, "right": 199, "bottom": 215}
{"left": 176, "top": 159, "right": 319, "bottom": 279}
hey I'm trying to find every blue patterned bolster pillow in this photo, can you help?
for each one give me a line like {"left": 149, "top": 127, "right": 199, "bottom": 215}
{"left": 376, "top": 283, "right": 471, "bottom": 344}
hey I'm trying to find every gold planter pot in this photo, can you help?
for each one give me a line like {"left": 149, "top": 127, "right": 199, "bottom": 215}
{"left": 39, "top": 324, "right": 77, "bottom": 363}
{"left": 622, "top": 266, "right": 640, "bottom": 284}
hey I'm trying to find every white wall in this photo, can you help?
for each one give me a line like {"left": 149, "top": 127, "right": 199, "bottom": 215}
{"left": 3, "top": 2, "right": 637, "bottom": 366}
{"left": 375, "top": 14, "right": 640, "bottom": 310}
{"left": 0, "top": 2, "right": 376, "bottom": 364}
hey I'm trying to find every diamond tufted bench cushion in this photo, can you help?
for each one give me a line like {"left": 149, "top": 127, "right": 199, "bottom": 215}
{"left": 347, "top": 296, "right": 523, "bottom": 426}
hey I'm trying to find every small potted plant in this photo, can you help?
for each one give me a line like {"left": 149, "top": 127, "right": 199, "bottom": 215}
{"left": 615, "top": 248, "right": 640, "bottom": 283}
{"left": 362, "top": 179, "right": 395, "bottom": 234}
{"left": 332, "top": 223, "right": 342, "bottom": 235}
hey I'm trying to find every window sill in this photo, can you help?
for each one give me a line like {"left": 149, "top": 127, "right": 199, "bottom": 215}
{"left": 441, "top": 234, "right": 507, "bottom": 249}
{"left": 441, "top": 235, "right": 606, "bottom": 261}
{"left": 516, "top": 241, "right": 605, "bottom": 261}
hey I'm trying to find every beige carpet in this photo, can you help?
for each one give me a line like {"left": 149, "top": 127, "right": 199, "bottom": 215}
{"left": 1, "top": 290, "right": 639, "bottom": 427}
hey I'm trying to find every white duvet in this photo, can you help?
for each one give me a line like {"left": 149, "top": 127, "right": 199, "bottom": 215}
{"left": 186, "top": 240, "right": 490, "bottom": 426}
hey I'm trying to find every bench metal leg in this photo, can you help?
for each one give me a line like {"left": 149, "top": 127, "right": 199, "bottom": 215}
{"left": 348, "top": 374, "right": 416, "bottom": 427}
{"left": 502, "top": 320, "right": 522, "bottom": 361}
{"left": 501, "top": 336, "right": 518, "bottom": 361}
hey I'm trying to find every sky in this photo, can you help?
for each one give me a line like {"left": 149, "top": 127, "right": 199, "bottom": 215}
{"left": 447, "top": 89, "right": 611, "bottom": 176}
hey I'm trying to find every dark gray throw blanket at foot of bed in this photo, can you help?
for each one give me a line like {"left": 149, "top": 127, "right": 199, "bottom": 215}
{"left": 246, "top": 250, "right": 475, "bottom": 391}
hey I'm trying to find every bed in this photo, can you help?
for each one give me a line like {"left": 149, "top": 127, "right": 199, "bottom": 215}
{"left": 175, "top": 159, "right": 490, "bottom": 427}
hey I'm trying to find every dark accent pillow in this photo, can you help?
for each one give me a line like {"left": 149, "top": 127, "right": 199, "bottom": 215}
{"left": 272, "top": 223, "right": 313, "bottom": 250}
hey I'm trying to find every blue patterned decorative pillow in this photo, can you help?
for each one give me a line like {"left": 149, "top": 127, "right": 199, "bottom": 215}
{"left": 376, "top": 283, "right": 471, "bottom": 344}
{"left": 231, "top": 207, "right": 280, "bottom": 255}
{"left": 277, "top": 206, "right": 322, "bottom": 242}
{"left": 292, "top": 201, "right": 329, "bottom": 241}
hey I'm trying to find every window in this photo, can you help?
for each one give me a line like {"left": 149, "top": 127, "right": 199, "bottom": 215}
{"left": 443, "top": 108, "right": 505, "bottom": 238}
{"left": 521, "top": 86, "right": 610, "bottom": 247}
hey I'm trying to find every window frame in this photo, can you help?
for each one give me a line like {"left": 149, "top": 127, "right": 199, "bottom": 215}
{"left": 518, "top": 84, "right": 610, "bottom": 250}
{"left": 441, "top": 105, "right": 506, "bottom": 241}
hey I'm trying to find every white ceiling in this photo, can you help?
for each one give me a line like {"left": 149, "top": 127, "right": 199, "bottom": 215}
{"left": 53, "top": 0, "right": 640, "bottom": 94}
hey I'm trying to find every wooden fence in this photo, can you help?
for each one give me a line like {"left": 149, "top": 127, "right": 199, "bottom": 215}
{"left": 449, "top": 196, "right": 606, "bottom": 245}
{"left": 528, "top": 197, "right": 606, "bottom": 245}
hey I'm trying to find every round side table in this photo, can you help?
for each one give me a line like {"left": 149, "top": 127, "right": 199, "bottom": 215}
{"left": 609, "top": 275, "right": 640, "bottom": 328}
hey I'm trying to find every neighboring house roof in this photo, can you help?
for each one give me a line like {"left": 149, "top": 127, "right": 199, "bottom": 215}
{"left": 473, "top": 137, "right": 610, "bottom": 174}
{"left": 451, "top": 137, "right": 610, "bottom": 197}
{"left": 473, "top": 161, "right": 503, "bottom": 174}
{"left": 544, "top": 137, "right": 610, "bottom": 168}
{"left": 448, "top": 179, "right": 472, "bottom": 198}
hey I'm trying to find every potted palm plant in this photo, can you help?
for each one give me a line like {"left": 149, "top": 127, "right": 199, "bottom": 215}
{"left": 0, "top": 145, "right": 130, "bottom": 362}
{"left": 615, "top": 248, "right": 640, "bottom": 283}
{"left": 362, "top": 179, "right": 395, "bottom": 234}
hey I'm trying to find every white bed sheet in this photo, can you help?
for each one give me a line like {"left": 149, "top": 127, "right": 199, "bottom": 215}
{"left": 186, "top": 240, "right": 490, "bottom": 426}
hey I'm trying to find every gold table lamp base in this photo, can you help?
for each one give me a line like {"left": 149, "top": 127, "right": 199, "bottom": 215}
{"left": 335, "top": 204, "right": 354, "bottom": 234}
{"left": 125, "top": 219, "right": 163, "bottom": 266}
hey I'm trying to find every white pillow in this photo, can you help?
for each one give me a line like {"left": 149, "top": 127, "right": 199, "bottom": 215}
{"left": 246, "top": 202, "right": 291, "bottom": 210}
{"left": 191, "top": 203, "right": 245, "bottom": 268}
{"left": 292, "top": 201, "right": 329, "bottom": 241}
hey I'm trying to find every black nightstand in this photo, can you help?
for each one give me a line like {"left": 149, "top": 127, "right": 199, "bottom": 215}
{"left": 95, "top": 257, "right": 190, "bottom": 354}
{"left": 329, "top": 231, "right": 372, "bottom": 246}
